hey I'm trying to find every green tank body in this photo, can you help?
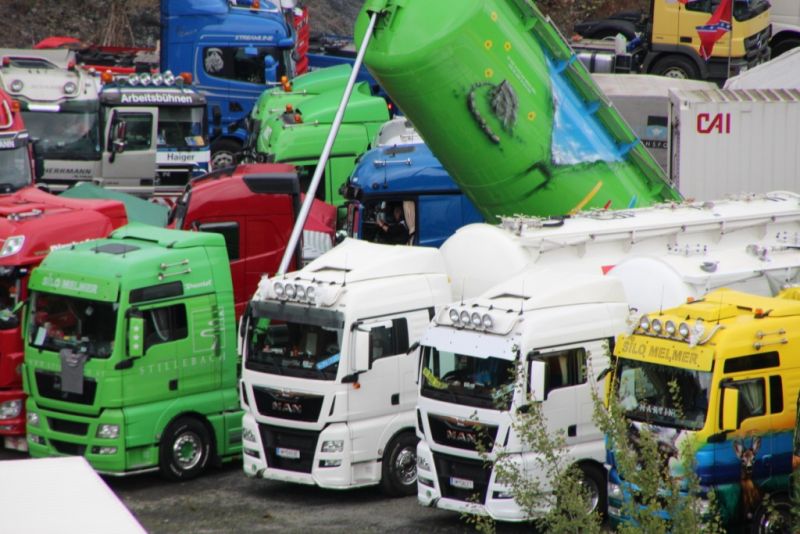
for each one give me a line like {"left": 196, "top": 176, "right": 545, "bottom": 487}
{"left": 356, "top": 0, "right": 680, "bottom": 219}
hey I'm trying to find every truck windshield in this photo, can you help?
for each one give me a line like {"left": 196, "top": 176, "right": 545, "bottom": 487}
{"left": 27, "top": 291, "right": 117, "bottom": 359}
{"left": 615, "top": 358, "right": 711, "bottom": 431}
{"left": 0, "top": 145, "right": 33, "bottom": 190}
{"left": 157, "top": 106, "right": 207, "bottom": 149}
{"left": 420, "top": 346, "right": 515, "bottom": 410}
{"left": 246, "top": 317, "right": 341, "bottom": 381}
{"left": 23, "top": 111, "right": 101, "bottom": 160}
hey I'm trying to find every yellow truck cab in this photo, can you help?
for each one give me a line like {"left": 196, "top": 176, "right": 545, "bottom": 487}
{"left": 648, "top": 0, "right": 771, "bottom": 80}
{"left": 609, "top": 288, "right": 800, "bottom": 529}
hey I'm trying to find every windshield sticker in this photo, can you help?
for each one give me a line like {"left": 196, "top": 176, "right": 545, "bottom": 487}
{"left": 40, "top": 274, "right": 98, "bottom": 295}
{"left": 619, "top": 336, "right": 703, "bottom": 368}
{"left": 423, "top": 367, "right": 447, "bottom": 389}
{"left": 316, "top": 353, "right": 340, "bottom": 370}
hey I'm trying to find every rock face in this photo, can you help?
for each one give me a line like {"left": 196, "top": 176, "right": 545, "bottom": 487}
{"left": 1, "top": 0, "right": 647, "bottom": 49}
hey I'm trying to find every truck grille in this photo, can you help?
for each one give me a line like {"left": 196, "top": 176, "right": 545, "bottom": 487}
{"left": 252, "top": 386, "right": 324, "bottom": 423}
{"left": 433, "top": 452, "right": 492, "bottom": 504}
{"left": 48, "top": 418, "right": 89, "bottom": 436}
{"left": 428, "top": 414, "right": 498, "bottom": 452}
{"left": 259, "top": 424, "right": 320, "bottom": 474}
{"left": 50, "top": 438, "right": 87, "bottom": 456}
{"left": 35, "top": 370, "right": 97, "bottom": 405}
{"left": 744, "top": 27, "right": 770, "bottom": 55}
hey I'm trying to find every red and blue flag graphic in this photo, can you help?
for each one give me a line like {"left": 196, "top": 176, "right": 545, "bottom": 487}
{"left": 694, "top": 0, "right": 733, "bottom": 60}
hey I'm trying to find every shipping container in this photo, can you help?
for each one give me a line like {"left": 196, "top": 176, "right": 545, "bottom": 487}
{"left": 669, "top": 88, "right": 800, "bottom": 200}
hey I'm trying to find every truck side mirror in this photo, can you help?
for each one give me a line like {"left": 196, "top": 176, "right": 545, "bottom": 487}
{"left": 353, "top": 330, "right": 370, "bottom": 373}
{"left": 722, "top": 387, "right": 740, "bottom": 432}
{"left": 128, "top": 313, "right": 144, "bottom": 358}
{"left": 263, "top": 54, "right": 278, "bottom": 84}
{"left": 529, "top": 360, "right": 546, "bottom": 402}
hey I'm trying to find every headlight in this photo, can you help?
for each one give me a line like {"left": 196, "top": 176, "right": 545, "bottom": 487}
{"left": 608, "top": 481, "right": 623, "bottom": 500}
{"left": 416, "top": 455, "right": 431, "bottom": 472}
{"left": 10, "top": 79, "right": 23, "bottom": 92}
{"left": 128, "top": 74, "right": 140, "bottom": 86}
{"left": 321, "top": 440, "right": 344, "bottom": 453}
{"left": 151, "top": 73, "right": 164, "bottom": 86}
{"left": 0, "top": 399, "right": 22, "bottom": 419}
{"left": 285, "top": 284, "right": 296, "bottom": 299}
{"left": 242, "top": 427, "right": 257, "bottom": 443}
{"left": 0, "top": 235, "right": 25, "bottom": 258}
{"left": 651, "top": 318, "right": 663, "bottom": 335}
{"left": 295, "top": 284, "right": 306, "bottom": 300}
{"left": 274, "top": 282, "right": 285, "bottom": 298}
{"left": 27, "top": 411, "right": 39, "bottom": 427}
{"left": 482, "top": 314, "right": 493, "bottom": 329}
{"left": 96, "top": 423, "right": 120, "bottom": 439}
{"left": 679, "top": 322, "right": 690, "bottom": 338}
{"left": 665, "top": 320, "right": 676, "bottom": 335}
{"left": 448, "top": 309, "right": 460, "bottom": 323}
{"left": 639, "top": 316, "right": 650, "bottom": 332}
{"left": 163, "top": 71, "right": 176, "bottom": 85}
{"left": 139, "top": 73, "right": 152, "bottom": 86}
{"left": 306, "top": 285, "right": 316, "bottom": 301}
{"left": 471, "top": 312, "right": 482, "bottom": 327}
{"left": 459, "top": 310, "right": 470, "bottom": 325}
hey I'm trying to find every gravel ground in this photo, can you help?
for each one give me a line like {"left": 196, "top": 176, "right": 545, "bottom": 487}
{"left": 0, "top": 449, "right": 536, "bottom": 533}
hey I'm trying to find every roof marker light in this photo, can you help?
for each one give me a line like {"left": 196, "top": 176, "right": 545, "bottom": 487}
{"left": 449, "top": 309, "right": 460, "bottom": 323}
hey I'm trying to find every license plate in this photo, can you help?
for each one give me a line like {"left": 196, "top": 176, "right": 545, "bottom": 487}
{"left": 276, "top": 447, "right": 300, "bottom": 460}
{"left": 450, "top": 476, "right": 473, "bottom": 490}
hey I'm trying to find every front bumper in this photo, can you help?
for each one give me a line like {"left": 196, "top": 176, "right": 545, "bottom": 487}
{"left": 416, "top": 440, "right": 529, "bottom": 523}
{"left": 241, "top": 412, "right": 379, "bottom": 490}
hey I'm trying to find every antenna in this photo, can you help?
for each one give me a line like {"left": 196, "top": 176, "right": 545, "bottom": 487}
{"left": 519, "top": 279, "right": 525, "bottom": 316}
{"left": 343, "top": 252, "right": 348, "bottom": 288}
{"left": 460, "top": 278, "right": 465, "bottom": 306}
{"left": 659, "top": 284, "right": 665, "bottom": 315}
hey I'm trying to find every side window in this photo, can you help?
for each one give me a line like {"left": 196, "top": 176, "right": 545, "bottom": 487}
{"left": 113, "top": 113, "right": 153, "bottom": 151}
{"left": 542, "top": 348, "right": 587, "bottom": 396}
{"left": 737, "top": 379, "right": 766, "bottom": 424}
{"left": 202, "top": 46, "right": 286, "bottom": 84}
{"left": 197, "top": 222, "right": 240, "bottom": 260}
{"left": 296, "top": 165, "right": 327, "bottom": 201}
{"left": 143, "top": 304, "right": 188, "bottom": 351}
{"left": 683, "top": 0, "right": 715, "bottom": 14}
{"left": 368, "top": 318, "right": 409, "bottom": 363}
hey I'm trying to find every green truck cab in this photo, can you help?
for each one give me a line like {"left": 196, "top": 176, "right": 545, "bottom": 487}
{"left": 255, "top": 81, "right": 390, "bottom": 207}
{"left": 22, "top": 224, "right": 240, "bottom": 479}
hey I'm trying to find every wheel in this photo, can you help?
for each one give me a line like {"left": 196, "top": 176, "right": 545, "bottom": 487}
{"left": 650, "top": 55, "right": 700, "bottom": 80}
{"left": 750, "top": 494, "right": 792, "bottom": 534}
{"left": 578, "top": 463, "right": 607, "bottom": 518}
{"left": 380, "top": 432, "right": 419, "bottom": 497}
{"left": 159, "top": 417, "right": 211, "bottom": 481}
{"left": 771, "top": 37, "right": 800, "bottom": 58}
{"left": 210, "top": 138, "right": 241, "bottom": 170}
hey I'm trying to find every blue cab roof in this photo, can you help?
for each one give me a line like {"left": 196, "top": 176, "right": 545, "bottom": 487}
{"left": 348, "top": 143, "right": 460, "bottom": 196}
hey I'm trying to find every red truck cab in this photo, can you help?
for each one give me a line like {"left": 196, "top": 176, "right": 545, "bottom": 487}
{"left": 0, "top": 88, "right": 129, "bottom": 450}
{"left": 169, "top": 163, "right": 335, "bottom": 318}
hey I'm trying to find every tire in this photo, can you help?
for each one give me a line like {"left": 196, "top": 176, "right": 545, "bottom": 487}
{"left": 210, "top": 138, "right": 241, "bottom": 171}
{"left": 159, "top": 417, "right": 212, "bottom": 481}
{"left": 380, "top": 432, "right": 418, "bottom": 497}
{"left": 750, "top": 494, "right": 792, "bottom": 534}
{"left": 771, "top": 37, "right": 800, "bottom": 58}
{"left": 650, "top": 55, "right": 700, "bottom": 80}
{"left": 578, "top": 463, "right": 607, "bottom": 518}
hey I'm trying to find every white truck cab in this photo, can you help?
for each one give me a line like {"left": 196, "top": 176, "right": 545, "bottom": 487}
{"left": 240, "top": 239, "right": 452, "bottom": 494}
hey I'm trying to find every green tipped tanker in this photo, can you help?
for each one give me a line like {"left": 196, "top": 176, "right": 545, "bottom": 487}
{"left": 356, "top": 0, "right": 681, "bottom": 219}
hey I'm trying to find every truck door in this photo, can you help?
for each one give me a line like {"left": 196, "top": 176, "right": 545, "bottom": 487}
{"left": 120, "top": 302, "right": 182, "bottom": 406}
{"left": 651, "top": 0, "right": 682, "bottom": 46}
{"left": 179, "top": 295, "right": 224, "bottom": 396}
{"left": 530, "top": 342, "right": 601, "bottom": 446}
{"left": 678, "top": 0, "right": 729, "bottom": 57}
{"left": 102, "top": 107, "right": 157, "bottom": 183}
{"left": 347, "top": 315, "right": 411, "bottom": 464}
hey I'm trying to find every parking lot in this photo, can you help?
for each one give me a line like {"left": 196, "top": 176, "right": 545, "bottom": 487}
{"left": 0, "top": 449, "right": 536, "bottom": 533}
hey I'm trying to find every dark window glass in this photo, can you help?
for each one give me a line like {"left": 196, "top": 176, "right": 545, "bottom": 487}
{"left": 542, "top": 348, "right": 587, "bottom": 396}
{"left": 198, "top": 222, "right": 240, "bottom": 260}
{"left": 129, "top": 282, "right": 183, "bottom": 304}
{"left": 143, "top": 304, "right": 188, "bottom": 351}
{"left": 202, "top": 46, "right": 287, "bottom": 84}
{"left": 723, "top": 352, "right": 779, "bottom": 374}
{"left": 770, "top": 375, "right": 783, "bottom": 414}
{"left": 369, "top": 318, "right": 409, "bottom": 363}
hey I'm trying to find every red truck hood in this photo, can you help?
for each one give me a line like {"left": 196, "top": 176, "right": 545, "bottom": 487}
{"left": 0, "top": 187, "right": 127, "bottom": 267}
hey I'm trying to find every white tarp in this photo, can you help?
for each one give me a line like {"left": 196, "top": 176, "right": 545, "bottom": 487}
{"left": 0, "top": 456, "right": 145, "bottom": 534}
{"left": 725, "top": 47, "right": 800, "bottom": 89}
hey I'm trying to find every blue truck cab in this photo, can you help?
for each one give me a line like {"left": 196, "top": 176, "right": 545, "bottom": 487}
{"left": 342, "top": 138, "right": 483, "bottom": 247}
{"left": 160, "top": 0, "right": 297, "bottom": 169}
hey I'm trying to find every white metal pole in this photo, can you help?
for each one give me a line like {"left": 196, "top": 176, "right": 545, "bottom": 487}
{"left": 277, "top": 12, "right": 380, "bottom": 275}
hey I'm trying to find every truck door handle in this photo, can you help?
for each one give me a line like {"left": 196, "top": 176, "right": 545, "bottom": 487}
{"left": 680, "top": 36, "right": 693, "bottom": 43}
{"left": 567, "top": 425, "right": 577, "bottom": 437}
{"left": 169, "top": 379, "right": 178, "bottom": 391}
{"left": 391, "top": 393, "right": 399, "bottom": 405}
